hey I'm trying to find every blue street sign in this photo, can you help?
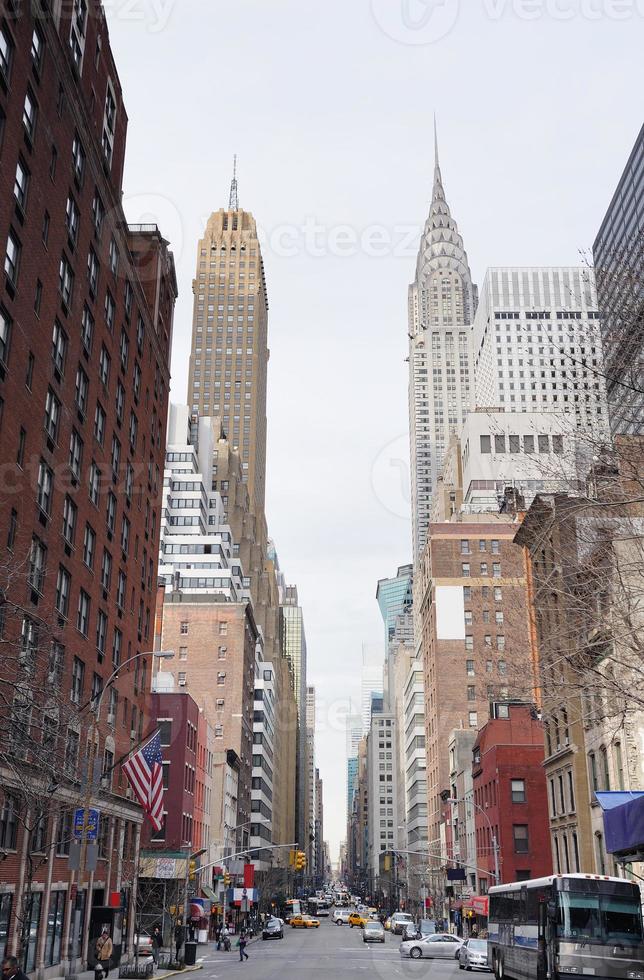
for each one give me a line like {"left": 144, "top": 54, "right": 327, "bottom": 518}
{"left": 73, "top": 807, "right": 100, "bottom": 841}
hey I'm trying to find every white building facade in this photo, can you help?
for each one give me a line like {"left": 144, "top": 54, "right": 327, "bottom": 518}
{"left": 408, "top": 132, "right": 478, "bottom": 560}
{"left": 472, "top": 268, "right": 609, "bottom": 442}
{"left": 251, "top": 656, "right": 275, "bottom": 868}
{"left": 367, "top": 712, "right": 399, "bottom": 879}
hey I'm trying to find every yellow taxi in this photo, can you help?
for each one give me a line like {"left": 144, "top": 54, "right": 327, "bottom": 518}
{"left": 290, "top": 914, "right": 320, "bottom": 929}
{"left": 348, "top": 912, "right": 369, "bottom": 928}
{"left": 384, "top": 917, "right": 392, "bottom": 931}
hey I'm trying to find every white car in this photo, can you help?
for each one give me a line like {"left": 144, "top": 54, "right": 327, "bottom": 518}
{"left": 458, "top": 938, "right": 491, "bottom": 971}
{"left": 333, "top": 909, "right": 351, "bottom": 925}
{"left": 400, "top": 933, "right": 464, "bottom": 959}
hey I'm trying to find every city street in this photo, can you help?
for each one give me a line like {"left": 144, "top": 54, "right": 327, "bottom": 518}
{"left": 196, "top": 922, "right": 466, "bottom": 980}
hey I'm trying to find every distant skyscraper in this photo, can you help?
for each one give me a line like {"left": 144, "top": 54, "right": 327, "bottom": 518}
{"left": 361, "top": 658, "right": 384, "bottom": 736}
{"left": 346, "top": 714, "right": 363, "bottom": 758}
{"left": 376, "top": 565, "right": 413, "bottom": 647}
{"left": 187, "top": 173, "right": 269, "bottom": 513}
{"left": 280, "top": 585, "right": 308, "bottom": 856}
{"left": 593, "top": 123, "right": 644, "bottom": 436}
{"left": 408, "top": 124, "right": 477, "bottom": 560}
{"left": 472, "top": 267, "right": 609, "bottom": 439}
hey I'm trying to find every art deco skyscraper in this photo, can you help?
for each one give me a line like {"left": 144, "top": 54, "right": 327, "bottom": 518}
{"left": 408, "top": 127, "right": 478, "bottom": 559}
{"left": 187, "top": 168, "right": 268, "bottom": 513}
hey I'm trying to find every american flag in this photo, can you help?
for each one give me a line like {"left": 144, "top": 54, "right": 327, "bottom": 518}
{"left": 122, "top": 731, "right": 164, "bottom": 830}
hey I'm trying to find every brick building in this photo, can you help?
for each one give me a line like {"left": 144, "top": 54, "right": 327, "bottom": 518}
{"left": 471, "top": 703, "right": 552, "bottom": 891}
{"left": 0, "top": 2, "right": 176, "bottom": 975}
{"left": 415, "top": 515, "right": 537, "bottom": 892}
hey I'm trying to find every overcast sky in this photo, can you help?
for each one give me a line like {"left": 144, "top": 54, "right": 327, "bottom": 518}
{"left": 105, "top": 0, "right": 642, "bottom": 863}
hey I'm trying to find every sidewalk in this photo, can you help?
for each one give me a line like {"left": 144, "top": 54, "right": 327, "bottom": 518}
{"left": 71, "top": 963, "right": 203, "bottom": 980}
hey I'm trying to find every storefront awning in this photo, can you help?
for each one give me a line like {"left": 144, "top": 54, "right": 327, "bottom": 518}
{"left": 201, "top": 885, "right": 217, "bottom": 902}
{"left": 464, "top": 896, "right": 489, "bottom": 918}
{"left": 596, "top": 791, "right": 644, "bottom": 862}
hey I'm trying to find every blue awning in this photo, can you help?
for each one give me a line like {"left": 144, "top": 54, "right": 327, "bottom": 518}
{"left": 595, "top": 791, "right": 644, "bottom": 860}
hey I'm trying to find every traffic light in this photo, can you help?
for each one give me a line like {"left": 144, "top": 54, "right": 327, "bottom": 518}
{"left": 223, "top": 871, "right": 231, "bottom": 887}
{"left": 294, "top": 850, "right": 306, "bottom": 871}
{"left": 189, "top": 859, "right": 197, "bottom": 881}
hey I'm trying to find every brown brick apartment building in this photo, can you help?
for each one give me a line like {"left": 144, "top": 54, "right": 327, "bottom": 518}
{"left": 415, "top": 516, "right": 537, "bottom": 865}
{"left": 0, "top": 3, "right": 176, "bottom": 974}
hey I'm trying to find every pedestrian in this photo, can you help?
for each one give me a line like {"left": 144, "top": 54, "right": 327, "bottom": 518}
{"left": 216, "top": 923, "right": 222, "bottom": 951}
{"left": 95, "top": 928, "right": 113, "bottom": 979}
{"left": 174, "top": 923, "right": 185, "bottom": 962}
{"left": 238, "top": 932, "right": 249, "bottom": 963}
{"left": 223, "top": 926, "right": 231, "bottom": 953}
{"left": 2, "top": 956, "right": 29, "bottom": 980}
{"left": 152, "top": 926, "right": 162, "bottom": 965}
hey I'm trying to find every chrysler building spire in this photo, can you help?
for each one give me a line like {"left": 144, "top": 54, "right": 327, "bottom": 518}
{"left": 408, "top": 126, "right": 478, "bottom": 559}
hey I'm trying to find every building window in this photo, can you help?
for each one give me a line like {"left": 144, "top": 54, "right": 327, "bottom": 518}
{"left": 5, "top": 229, "right": 20, "bottom": 285}
{"left": 36, "top": 460, "right": 54, "bottom": 516}
{"left": 480, "top": 435, "right": 491, "bottom": 454}
{"left": 467, "top": 685, "right": 476, "bottom": 701}
{"left": 588, "top": 752, "right": 599, "bottom": 792}
{"left": 71, "top": 656, "right": 84, "bottom": 703}
{"left": 468, "top": 712, "right": 478, "bottom": 728}
{"left": 462, "top": 563, "right": 470, "bottom": 578}
{"left": 513, "top": 824, "right": 529, "bottom": 853}
{"left": 460, "top": 540, "right": 470, "bottom": 555}
{"left": 511, "top": 779, "right": 526, "bottom": 803}
{"left": 466, "top": 660, "right": 475, "bottom": 676}
{"left": 180, "top": 622, "right": 189, "bottom": 635}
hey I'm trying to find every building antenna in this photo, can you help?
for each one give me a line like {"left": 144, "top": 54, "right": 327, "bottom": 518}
{"left": 229, "top": 154, "right": 239, "bottom": 212}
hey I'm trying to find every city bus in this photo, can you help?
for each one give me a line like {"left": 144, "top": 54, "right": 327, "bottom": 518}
{"left": 488, "top": 873, "right": 643, "bottom": 980}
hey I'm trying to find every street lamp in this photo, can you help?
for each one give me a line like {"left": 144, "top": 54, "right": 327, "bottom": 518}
{"left": 442, "top": 793, "right": 500, "bottom": 885}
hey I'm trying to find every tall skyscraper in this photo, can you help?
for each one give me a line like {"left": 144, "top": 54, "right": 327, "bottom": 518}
{"left": 472, "top": 267, "right": 609, "bottom": 439}
{"left": 280, "top": 585, "right": 309, "bottom": 855}
{"left": 408, "top": 125, "right": 477, "bottom": 560}
{"left": 593, "top": 124, "right": 644, "bottom": 436}
{"left": 187, "top": 173, "right": 269, "bottom": 513}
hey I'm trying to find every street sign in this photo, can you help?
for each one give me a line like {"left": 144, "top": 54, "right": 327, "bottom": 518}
{"left": 73, "top": 808, "right": 100, "bottom": 841}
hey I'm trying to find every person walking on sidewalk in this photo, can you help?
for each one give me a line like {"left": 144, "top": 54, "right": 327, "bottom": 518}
{"left": 95, "top": 929, "right": 113, "bottom": 979}
{"left": 238, "top": 931, "right": 249, "bottom": 962}
{"left": 152, "top": 926, "right": 162, "bottom": 965}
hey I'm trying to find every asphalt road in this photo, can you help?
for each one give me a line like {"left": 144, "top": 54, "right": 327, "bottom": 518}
{"left": 196, "top": 920, "right": 467, "bottom": 980}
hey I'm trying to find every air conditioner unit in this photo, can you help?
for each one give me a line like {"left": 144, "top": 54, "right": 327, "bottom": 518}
{"left": 107, "top": 713, "right": 115, "bottom": 725}
{"left": 130, "top": 728, "right": 137, "bottom": 739}
{"left": 125, "top": 786, "right": 133, "bottom": 800}
{"left": 179, "top": 678, "right": 186, "bottom": 687}
{"left": 564, "top": 737, "right": 570, "bottom": 746}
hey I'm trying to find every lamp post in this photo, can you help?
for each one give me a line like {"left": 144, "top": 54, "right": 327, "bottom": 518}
{"left": 443, "top": 795, "right": 500, "bottom": 885}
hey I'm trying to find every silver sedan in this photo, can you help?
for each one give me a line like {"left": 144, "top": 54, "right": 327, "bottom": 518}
{"left": 458, "top": 939, "right": 491, "bottom": 971}
{"left": 400, "top": 933, "right": 464, "bottom": 959}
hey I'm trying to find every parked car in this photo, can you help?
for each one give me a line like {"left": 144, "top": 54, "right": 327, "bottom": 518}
{"left": 134, "top": 932, "right": 154, "bottom": 957}
{"left": 290, "top": 914, "right": 320, "bottom": 929}
{"left": 399, "top": 933, "right": 464, "bottom": 959}
{"left": 333, "top": 909, "right": 351, "bottom": 925}
{"left": 362, "top": 921, "right": 386, "bottom": 944}
{"left": 390, "top": 912, "right": 415, "bottom": 935}
{"left": 262, "top": 918, "right": 284, "bottom": 941}
{"left": 458, "top": 939, "right": 490, "bottom": 971}
{"left": 348, "top": 912, "right": 369, "bottom": 928}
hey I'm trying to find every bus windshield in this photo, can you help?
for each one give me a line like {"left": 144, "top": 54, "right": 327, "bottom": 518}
{"left": 557, "top": 892, "right": 643, "bottom": 945}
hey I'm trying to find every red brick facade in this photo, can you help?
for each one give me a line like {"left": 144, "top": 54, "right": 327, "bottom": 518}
{"left": 472, "top": 705, "right": 552, "bottom": 889}
{"left": 0, "top": 3, "right": 176, "bottom": 974}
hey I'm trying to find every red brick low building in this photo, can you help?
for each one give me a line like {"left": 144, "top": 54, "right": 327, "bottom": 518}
{"left": 472, "top": 703, "right": 552, "bottom": 891}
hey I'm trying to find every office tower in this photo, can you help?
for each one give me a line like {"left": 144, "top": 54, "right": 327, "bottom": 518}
{"left": 593, "top": 124, "right": 644, "bottom": 436}
{"left": 361, "top": 659, "right": 384, "bottom": 736}
{"left": 280, "top": 585, "right": 309, "bottom": 855}
{"left": 346, "top": 714, "right": 363, "bottom": 758}
{"left": 306, "top": 686, "right": 317, "bottom": 871}
{"left": 0, "top": 4, "right": 177, "bottom": 972}
{"left": 187, "top": 176, "right": 269, "bottom": 514}
{"left": 408, "top": 126, "right": 477, "bottom": 559}
{"left": 347, "top": 757, "right": 359, "bottom": 812}
{"left": 376, "top": 565, "right": 413, "bottom": 647}
{"left": 472, "top": 267, "right": 609, "bottom": 439}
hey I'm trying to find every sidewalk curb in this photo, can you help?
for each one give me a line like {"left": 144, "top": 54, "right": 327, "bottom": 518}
{"left": 160, "top": 967, "right": 203, "bottom": 978}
